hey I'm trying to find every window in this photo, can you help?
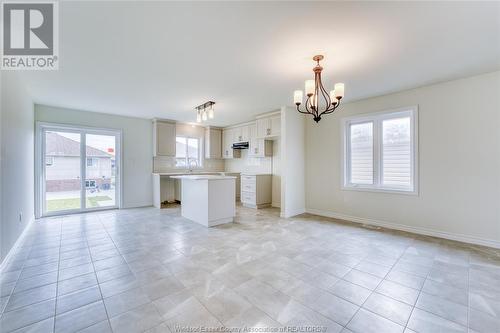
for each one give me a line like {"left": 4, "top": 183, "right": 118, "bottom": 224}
{"left": 342, "top": 107, "right": 418, "bottom": 193}
{"left": 176, "top": 136, "right": 201, "bottom": 168}
{"left": 85, "top": 180, "right": 96, "bottom": 188}
{"left": 87, "top": 158, "right": 98, "bottom": 167}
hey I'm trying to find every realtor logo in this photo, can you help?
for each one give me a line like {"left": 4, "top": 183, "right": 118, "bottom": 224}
{"left": 1, "top": 1, "right": 58, "bottom": 70}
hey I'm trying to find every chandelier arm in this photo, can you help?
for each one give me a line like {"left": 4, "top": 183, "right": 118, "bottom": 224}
{"left": 305, "top": 94, "right": 313, "bottom": 114}
{"left": 318, "top": 79, "right": 331, "bottom": 114}
{"left": 296, "top": 104, "right": 310, "bottom": 114}
{"left": 319, "top": 98, "right": 341, "bottom": 116}
{"left": 320, "top": 106, "right": 337, "bottom": 116}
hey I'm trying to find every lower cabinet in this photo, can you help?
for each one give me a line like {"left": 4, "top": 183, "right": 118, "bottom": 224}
{"left": 240, "top": 174, "right": 272, "bottom": 209}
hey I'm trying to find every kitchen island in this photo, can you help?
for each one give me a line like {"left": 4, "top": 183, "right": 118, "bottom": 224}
{"left": 170, "top": 175, "right": 236, "bottom": 227}
{"left": 152, "top": 172, "right": 240, "bottom": 208}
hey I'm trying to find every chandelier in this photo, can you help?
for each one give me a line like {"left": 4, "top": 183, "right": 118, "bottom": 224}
{"left": 195, "top": 101, "right": 215, "bottom": 123}
{"left": 293, "top": 55, "right": 344, "bottom": 123}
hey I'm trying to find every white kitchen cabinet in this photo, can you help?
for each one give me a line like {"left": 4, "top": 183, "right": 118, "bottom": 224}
{"left": 250, "top": 139, "right": 273, "bottom": 158}
{"left": 256, "top": 118, "right": 269, "bottom": 138}
{"left": 222, "top": 128, "right": 241, "bottom": 159}
{"left": 153, "top": 120, "right": 176, "bottom": 156}
{"left": 240, "top": 174, "right": 272, "bottom": 209}
{"left": 256, "top": 113, "right": 281, "bottom": 138}
{"left": 240, "top": 125, "right": 249, "bottom": 142}
{"left": 270, "top": 115, "right": 281, "bottom": 137}
{"left": 248, "top": 124, "right": 272, "bottom": 157}
{"left": 232, "top": 125, "right": 249, "bottom": 142}
{"left": 205, "top": 127, "right": 222, "bottom": 159}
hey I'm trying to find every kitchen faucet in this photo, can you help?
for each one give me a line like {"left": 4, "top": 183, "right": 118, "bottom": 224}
{"left": 188, "top": 159, "right": 198, "bottom": 172}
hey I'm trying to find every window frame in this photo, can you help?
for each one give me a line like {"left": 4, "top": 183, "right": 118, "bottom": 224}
{"left": 86, "top": 157, "right": 97, "bottom": 167}
{"left": 175, "top": 136, "right": 202, "bottom": 169}
{"left": 341, "top": 106, "right": 419, "bottom": 195}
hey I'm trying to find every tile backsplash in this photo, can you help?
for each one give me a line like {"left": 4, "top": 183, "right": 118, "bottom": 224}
{"left": 224, "top": 149, "right": 273, "bottom": 174}
{"left": 153, "top": 156, "right": 225, "bottom": 173}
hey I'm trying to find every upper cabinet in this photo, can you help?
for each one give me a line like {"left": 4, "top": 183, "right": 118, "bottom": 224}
{"left": 222, "top": 115, "right": 279, "bottom": 159}
{"left": 248, "top": 124, "right": 272, "bottom": 158}
{"left": 256, "top": 113, "right": 281, "bottom": 138}
{"left": 153, "top": 120, "right": 176, "bottom": 157}
{"left": 222, "top": 128, "right": 241, "bottom": 159}
{"left": 232, "top": 125, "right": 249, "bottom": 143}
{"left": 205, "top": 127, "right": 222, "bottom": 159}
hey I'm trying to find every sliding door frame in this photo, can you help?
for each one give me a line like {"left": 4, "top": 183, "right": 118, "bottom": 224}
{"left": 35, "top": 122, "right": 123, "bottom": 218}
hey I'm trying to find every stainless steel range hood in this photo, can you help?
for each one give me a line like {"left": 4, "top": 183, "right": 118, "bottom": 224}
{"left": 232, "top": 142, "right": 249, "bottom": 149}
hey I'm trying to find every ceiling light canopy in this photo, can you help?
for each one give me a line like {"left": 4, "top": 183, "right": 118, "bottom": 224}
{"left": 195, "top": 101, "right": 215, "bottom": 123}
{"left": 294, "top": 55, "right": 344, "bottom": 123}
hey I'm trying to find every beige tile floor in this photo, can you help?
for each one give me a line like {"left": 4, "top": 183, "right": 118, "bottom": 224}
{"left": 1, "top": 205, "right": 499, "bottom": 333}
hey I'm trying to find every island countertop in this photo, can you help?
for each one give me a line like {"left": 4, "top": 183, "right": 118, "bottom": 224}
{"left": 170, "top": 175, "right": 237, "bottom": 180}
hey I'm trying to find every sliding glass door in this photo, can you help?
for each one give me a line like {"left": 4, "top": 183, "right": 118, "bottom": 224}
{"left": 44, "top": 130, "right": 83, "bottom": 213}
{"left": 85, "top": 133, "right": 117, "bottom": 209}
{"left": 37, "top": 124, "right": 121, "bottom": 217}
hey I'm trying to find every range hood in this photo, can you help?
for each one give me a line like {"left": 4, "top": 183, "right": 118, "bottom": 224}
{"left": 232, "top": 142, "right": 249, "bottom": 149}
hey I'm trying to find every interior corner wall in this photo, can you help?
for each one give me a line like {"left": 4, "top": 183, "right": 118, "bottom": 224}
{"left": 1, "top": 72, "right": 35, "bottom": 264}
{"left": 305, "top": 71, "right": 500, "bottom": 247}
{"left": 281, "top": 106, "right": 306, "bottom": 218}
{"left": 35, "top": 104, "right": 153, "bottom": 209}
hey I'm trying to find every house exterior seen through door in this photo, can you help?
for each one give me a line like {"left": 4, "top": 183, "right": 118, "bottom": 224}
{"left": 36, "top": 123, "right": 122, "bottom": 217}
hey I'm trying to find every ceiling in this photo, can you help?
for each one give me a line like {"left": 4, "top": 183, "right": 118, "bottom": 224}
{"left": 17, "top": 1, "right": 500, "bottom": 126}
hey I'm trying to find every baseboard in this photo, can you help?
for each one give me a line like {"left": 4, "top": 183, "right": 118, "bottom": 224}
{"left": 305, "top": 208, "right": 500, "bottom": 249}
{"left": 0, "top": 216, "right": 34, "bottom": 272}
{"left": 282, "top": 207, "right": 306, "bottom": 219}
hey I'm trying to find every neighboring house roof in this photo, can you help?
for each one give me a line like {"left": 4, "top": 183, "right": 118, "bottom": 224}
{"left": 46, "top": 132, "right": 111, "bottom": 157}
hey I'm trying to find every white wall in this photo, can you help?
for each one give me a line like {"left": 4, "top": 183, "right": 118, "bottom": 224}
{"left": 281, "top": 106, "right": 306, "bottom": 218}
{"left": 272, "top": 139, "right": 281, "bottom": 208}
{"left": 305, "top": 71, "right": 500, "bottom": 247}
{"left": 1, "top": 72, "right": 34, "bottom": 263}
{"left": 35, "top": 104, "right": 153, "bottom": 208}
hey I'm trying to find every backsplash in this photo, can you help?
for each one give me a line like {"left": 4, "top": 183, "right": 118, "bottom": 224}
{"left": 153, "top": 156, "right": 225, "bottom": 173}
{"left": 224, "top": 149, "right": 273, "bottom": 174}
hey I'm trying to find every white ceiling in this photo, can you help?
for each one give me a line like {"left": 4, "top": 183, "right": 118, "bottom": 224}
{"left": 18, "top": 1, "right": 500, "bottom": 126}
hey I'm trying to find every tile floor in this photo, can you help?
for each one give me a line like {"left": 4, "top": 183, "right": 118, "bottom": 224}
{"left": 1, "top": 205, "right": 499, "bottom": 333}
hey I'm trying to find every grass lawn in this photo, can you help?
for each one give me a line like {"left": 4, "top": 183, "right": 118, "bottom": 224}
{"left": 47, "top": 196, "right": 112, "bottom": 212}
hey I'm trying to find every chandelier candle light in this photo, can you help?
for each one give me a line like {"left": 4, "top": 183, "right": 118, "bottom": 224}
{"left": 294, "top": 55, "right": 344, "bottom": 123}
{"left": 195, "top": 101, "right": 215, "bottom": 123}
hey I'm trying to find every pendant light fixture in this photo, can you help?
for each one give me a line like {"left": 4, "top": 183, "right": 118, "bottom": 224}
{"left": 194, "top": 101, "right": 215, "bottom": 123}
{"left": 293, "top": 55, "right": 345, "bottom": 123}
